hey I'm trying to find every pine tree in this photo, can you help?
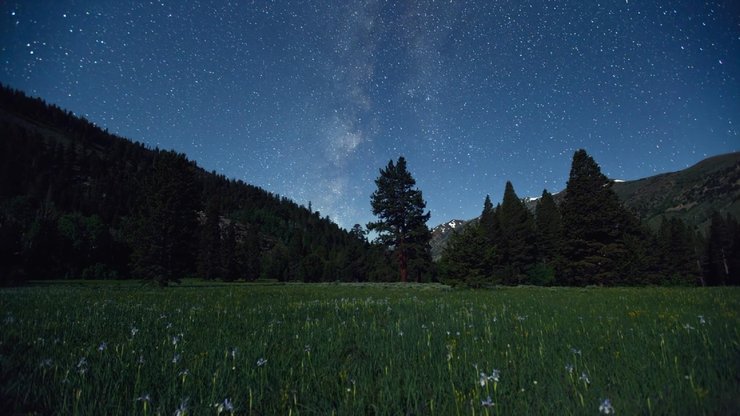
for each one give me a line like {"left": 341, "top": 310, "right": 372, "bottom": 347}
{"left": 198, "top": 199, "right": 222, "bottom": 280}
{"left": 439, "top": 196, "right": 502, "bottom": 287}
{"left": 439, "top": 223, "right": 489, "bottom": 287}
{"left": 497, "top": 181, "right": 537, "bottom": 284}
{"left": 367, "top": 157, "right": 432, "bottom": 282}
{"left": 221, "top": 222, "right": 239, "bottom": 282}
{"left": 534, "top": 189, "right": 562, "bottom": 285}
{"left": 479, "top": 195, "right": 496, "bottom": 242}
{"left": 704, "top": 212, "right": 738, "bottom": 285}
{"left": 559, "top": 149, "right": 642, "bottom": 286}
{"left": 656, "top": 217, "right": 700, "bottom": 285}
{"left": 130, "top": 151, "right": 199, "bottom": 286}
{"left": 242, "top": 225, "right": 261, "bottom": 281}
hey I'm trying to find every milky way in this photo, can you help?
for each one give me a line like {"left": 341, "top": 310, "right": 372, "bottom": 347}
{"left": 1, "top": 1, "right": 738, "bottom": 228}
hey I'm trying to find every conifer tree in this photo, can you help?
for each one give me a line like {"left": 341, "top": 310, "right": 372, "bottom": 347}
{"left": 242, "top": 226, "right": 261, "bottom": 281}
{"left": 221, "top": 222, "right": 239, "bottom": 282}
{"left": 497, "top": 181, "right": 537, "bottom": 284}
{"left": 704, "top": 212, "right": 739, "bottom": 285}
{"left": 198, "top": 199, "right": 222, "bottom": 280}
{"left": 439, "top": 223, "right": 488, "bottom": 287}
{"left": 367, "top": 157, "right": 432, "bottom": 282}
{"left": 534, "top": 189, "right": 562, "bottom": 284}
{"left": 559, "top": 149, "right": 641, "bottom": 286}
{"left": 479, "top": 195, "right": 496, "bottom": 242}
{"left": 130, "top": 151, "right": 199, "bottom": 286}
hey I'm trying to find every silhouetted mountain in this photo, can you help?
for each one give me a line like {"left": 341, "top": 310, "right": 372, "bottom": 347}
{"left": 0, "top": 85, "right": 389, "bottom": 284}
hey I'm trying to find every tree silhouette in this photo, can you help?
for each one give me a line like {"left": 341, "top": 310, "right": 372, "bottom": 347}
{"left": 368, "top": 157, "right": 431, "bottom": 282}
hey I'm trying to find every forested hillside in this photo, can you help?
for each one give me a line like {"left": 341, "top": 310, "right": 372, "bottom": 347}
{"left": 439, "top": 150, "right": 740, "bottom": 287}
{"left": 0, "top": 85, "right": 395, "bottom": 285}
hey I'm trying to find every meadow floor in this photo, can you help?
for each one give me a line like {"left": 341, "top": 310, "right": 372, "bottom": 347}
{"left": 1, "top": 281, "right": 738, "bottom": 415}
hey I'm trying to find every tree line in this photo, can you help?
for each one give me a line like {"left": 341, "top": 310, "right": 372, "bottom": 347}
{"left": 0, "top": 85, "right": 398, "bottom": 286}
{"left": 438, "top": 150, "right": 740, "bottom": 287}
{"left": 1, "top": 84, "right": 737, "bottom": 287}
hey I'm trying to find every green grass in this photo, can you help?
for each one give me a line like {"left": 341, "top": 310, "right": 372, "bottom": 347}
{"left": 1, "top": 282, "right": 738, "bottom": 415}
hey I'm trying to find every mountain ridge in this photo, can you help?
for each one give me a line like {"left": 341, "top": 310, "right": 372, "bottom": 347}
{"left": 431, "top": 152, "right": 740, "bottom": 259}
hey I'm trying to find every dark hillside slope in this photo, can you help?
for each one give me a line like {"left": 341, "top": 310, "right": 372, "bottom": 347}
{"left": 0, "top": 85, "right": 384, "bottom": 284}
{"left": 611, "top": 152, "right": 740, "bottom": 230}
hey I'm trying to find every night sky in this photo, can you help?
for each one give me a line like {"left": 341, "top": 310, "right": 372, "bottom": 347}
{"left": 1, "top": 1, "right": 738, "bottom": 229}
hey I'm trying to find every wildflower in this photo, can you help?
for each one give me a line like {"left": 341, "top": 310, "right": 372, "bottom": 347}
{"left": 214, "top": 398, "right": 234, "bottom": 414}
{"left": 229, "top": 347, "right": 238, "bottom": 359}
{"left": 98, "top": 341, "right": 107, "bottom": 352}
{"left": 256, "top": 357, "right": 267, "bottom": 367}
{"left": 565, "top": 363, "right": 574, "bottom": 374}
{"left": 304, "top": 344, "right": 312, "bottom": 353}
{"left": 172, "top": 335, "right": 181, "bottom": 346}
{"left": 77, "top": 357, "right": 88, "bottom": 375}
{"left": 39, "top": 358, "right": 53, "bottom": 369}
{"left": 135, "top": 394, "right": 151, "bottom": 402}
{"left": 516, "top": 315, "right": 527, "bottom": 322}
{"left": 698, "top": 315, "right": 706, "bottom": 325}
{"left": 137, "top": 354, "right": 145, "bottom": 365}
{"left": 579, "top": 372, "right": 590, "bottom": 384}
{"left": 479, "top": 369, "right": 500, "bottom": 386}
{"left": 599, "top": 398, "right": 614, "bottom": 414}
{"left": 398, "top": 331, "right": 404, "bottom": 337}
{"left": 570, "top": 347, "right": 582, "bottom": 355}
{"left": 174, "top": 398, "right": 189, "bottom": 416}
{"left": 172, "top": 353, "right": 181, "bottom": 364}
{"left": 683, "top": 323, "right": 695, "bottom": 331}
{"left": 481, "top": 395, "right": 495, "bottom": 407}
{"left": 178, "top": 368, "right": 190, "bottom": 377}
{"left": 131, "top": 326, "right": 139, "bottom": 337}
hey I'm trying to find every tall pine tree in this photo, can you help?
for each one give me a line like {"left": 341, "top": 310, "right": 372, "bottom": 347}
{"left": 130, "top": 151, "right": 199, "bottom": 286}
{"left": 367, "top": 157, "right": 432, "bottom": 282}
{"left": 533, "top": 189, "right": 562, "bottom": 285}
{"left": 496, "top": 181, "right": 537, "bottom": 284}
{"left": 559, "top": 149, "right": 642, "bottom": 286}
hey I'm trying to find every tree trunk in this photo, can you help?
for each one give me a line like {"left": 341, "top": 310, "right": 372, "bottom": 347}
{"left": 398, "top": 246, "right": 408, "bottom": 282}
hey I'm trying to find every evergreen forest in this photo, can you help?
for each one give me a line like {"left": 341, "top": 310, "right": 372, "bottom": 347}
{"left": 0, "top": 85, "right": 397, "bottom": 286}
{"left": 1, "top": 85, "right": 738, "bottom": 287}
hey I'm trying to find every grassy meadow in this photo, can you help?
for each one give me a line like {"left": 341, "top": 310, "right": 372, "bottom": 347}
{"left": 1, "top": 281, "right": 738, "bottom": 415}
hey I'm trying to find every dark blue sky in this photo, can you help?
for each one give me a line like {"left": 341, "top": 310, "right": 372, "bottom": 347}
{"left": 2, "top": 1, "right": 738, "bottom": 228}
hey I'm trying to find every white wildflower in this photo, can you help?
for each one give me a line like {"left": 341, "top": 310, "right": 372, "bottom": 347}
{"left": 77, "top": 357, "right": 88, "bottom": 375}
{"left": 481, "top": 395, "right": 494, "bottom": 407}
{"left": 214, "top": 398, "right": 234, "bottom": 414}
{"left": 135, "top": 393, "right": 151, "bottom": 402}
{"left": 256, "top": 357, "right": 267, "bottom": 367}
{"left": 174, "top": 398, "right": 189, "bottom": 416}
{"left": 479, "top": 369, "right": 500, "bottom": 386}
{"left": 599, "top": 398, "right": 614, "bottom": 414}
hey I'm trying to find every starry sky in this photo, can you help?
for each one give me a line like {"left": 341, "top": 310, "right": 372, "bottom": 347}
{"left": 1, "top": 1, "right": 738, "bottom": 229}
